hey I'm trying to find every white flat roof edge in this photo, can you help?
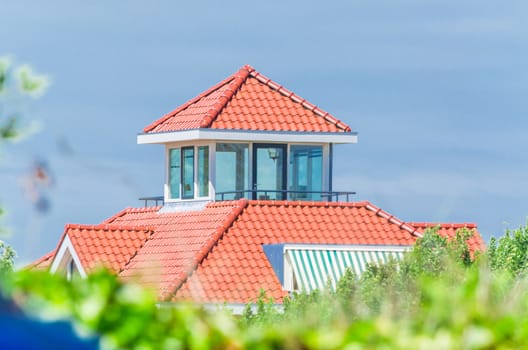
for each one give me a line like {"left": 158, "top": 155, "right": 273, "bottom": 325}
{"left": 138, "top": 129, "right": 358, "bottom": 145}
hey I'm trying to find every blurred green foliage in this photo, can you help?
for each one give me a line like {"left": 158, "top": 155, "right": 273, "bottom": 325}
{"left": 3, "top": 227, "right": 528, "bottom": 349}
{"left": 0, "top": 240, "right": 15, "bottom": 274}
{"left": 488, "top": 224, "right": 528, "bottom": 277}
{"left": 0, "top": 56, "right": 49, "bottom": 142}
{"left": 0, "top": 55, "right": 49, "bottom": 268}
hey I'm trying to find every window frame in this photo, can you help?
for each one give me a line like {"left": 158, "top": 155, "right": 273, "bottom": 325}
{"left": 166, "top": 142, "right": 212, "bottom": 202}
{"left": 215, "top": 142, "right": 250, "bottom": 200}
{"left": 165, "top": 142, "right": 330, "bottom": 202}
{"left": 289, "top": 145, "right": 323, "bottom": 200}
{"left": 181, "top": 146, "right": 195, "bottom": 199}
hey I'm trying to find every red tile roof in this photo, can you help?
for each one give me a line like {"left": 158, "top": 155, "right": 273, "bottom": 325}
{"left": 63, "top": 224, "right": 153, "bottom": 273}
{"left": 35, "top": 200, "right": 484, "bottom": 304}
{"left": 104, "top": 201, "right": 246, "bottom": 300}
{"left": 27, "top": 250, "right": 55, "bottom": 271}
{"left": 173, "top": 200, "right": 484, "bottom": 303}
{"left": 143, "top": 65, "right": 352, "bottom": 134}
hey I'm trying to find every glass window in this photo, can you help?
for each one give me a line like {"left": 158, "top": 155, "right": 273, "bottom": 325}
{"left": 289, "top": 145, "right": 323, "bottom": 200}
{"left": 254, "top": 144, "right": 286, "bottom": 200}
{"left": 182, "top": 147, "right": 194, "bottom": 199}
{"left": 215, "top": 143, "right": 249, "bottom": 200}
{"left": 169, "top": 148, "right": 181, "bottom": 199}
{"left": 197, "top": 146, "right": 209, "bottom": 197}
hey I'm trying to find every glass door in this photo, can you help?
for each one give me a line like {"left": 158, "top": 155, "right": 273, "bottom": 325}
{"left": 252, "top": 144, "right": 287, "bottom": 200}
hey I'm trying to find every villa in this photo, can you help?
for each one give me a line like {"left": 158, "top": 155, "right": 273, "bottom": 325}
{"left": 32, "top": 65, "right": 484, "bottom": 308}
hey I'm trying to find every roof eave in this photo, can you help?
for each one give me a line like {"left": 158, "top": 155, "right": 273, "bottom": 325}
{"left": 137, "top": 128, "right": 358, "bottom": 145}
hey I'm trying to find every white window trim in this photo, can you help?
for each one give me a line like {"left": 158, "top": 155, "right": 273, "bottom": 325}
{"left": 50, "top": 235, "right": 87, "bottom": 278}
{"left": 165, "top": 141, "right": 214, "bottom": 203}
{"left": 288, "top": 144, "right": 328, "bottom": 197}
{"left": 164, "top": 141, "right": 336, "bottom": 203}
{"left": 213, "top": 141, "right": 251, "bottom": 201}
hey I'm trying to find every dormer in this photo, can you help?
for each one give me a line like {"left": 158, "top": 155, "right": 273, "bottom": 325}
{"left": 137, "top": 65, "right": 357, "bottom": 207}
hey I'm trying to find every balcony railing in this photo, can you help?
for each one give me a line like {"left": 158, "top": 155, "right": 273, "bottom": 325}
{"left": 139, "top": 196, "right": 164, "bottom": 207}
{"left": 139, "top": 190, "right": 356, "bottom": 207}
{"left": 215, "top": 189, "right": 356, "bottom": 202}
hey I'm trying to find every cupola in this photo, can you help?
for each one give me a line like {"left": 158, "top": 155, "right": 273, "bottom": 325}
{"left": 137, "top": 65, "right": 357, "bottom": 209}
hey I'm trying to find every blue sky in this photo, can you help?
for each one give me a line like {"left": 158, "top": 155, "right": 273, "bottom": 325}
{"left": 1, "top": 1, "right": 527, "bottom": 264}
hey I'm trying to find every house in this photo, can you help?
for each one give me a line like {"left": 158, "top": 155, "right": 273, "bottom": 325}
{"left": 32, "top": 65, "right": 485, "bottom": 307}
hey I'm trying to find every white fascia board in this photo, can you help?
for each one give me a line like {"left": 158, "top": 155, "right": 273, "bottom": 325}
{"left": 49, "top": 235, "right": 87, "bottom": 278}
{"left": 138, "top": 129, "right": 358, "bottom": 145}
{"left": 283, "top": 243, "right": 411, "bottom": 253}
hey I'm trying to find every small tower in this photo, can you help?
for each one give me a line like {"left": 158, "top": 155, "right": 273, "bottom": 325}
{"left": 138, "top": 65, "right": 357, "bottom": 210}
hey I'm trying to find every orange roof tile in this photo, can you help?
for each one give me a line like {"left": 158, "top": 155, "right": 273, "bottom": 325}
{"left": 34, "top": 200, "right": 484, "bottom": 304}
{"left": 27, "top": 250, "right": 55, "bottom": 271}
{"left": 64, "top": 224, "right": 153, "bottom": 274}
{"left": 143, "top": 65, "right": 352, "bottom": 134}
{"left": 106, "top": 201, "right": 247, "bottom": 300}
{"left": 174, "top": 200, "right": 484, "bottom": 303}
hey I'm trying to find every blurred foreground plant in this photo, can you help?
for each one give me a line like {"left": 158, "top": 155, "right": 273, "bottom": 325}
{"left": 0, "top": 56, "right": 49, "bottom": 142}
{"left": 0, "top": 55, "right": 49, "bottom": 267}
{"left": 5, "top": 228, "right": 528, "bottom": 349}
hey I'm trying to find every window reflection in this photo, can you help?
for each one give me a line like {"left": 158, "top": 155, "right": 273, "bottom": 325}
{"left": 169, "top": 148, "right": 181, "bottom": 199}
{"left": 289, "top": 145, "right": 323, "bottom": 200}
{"left": 182, "top": 147, "right": 194, "bottom": 199}
{"left": 254, "top": 145, "right": 286, "bottom": 200}
{"left": 198, "top": 146, "right": 209, "bottom": 197}
{"left": 216, "top": 143, "right": 249, "bottom": 199}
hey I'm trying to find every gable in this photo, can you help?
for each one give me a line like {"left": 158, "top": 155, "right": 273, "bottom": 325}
{"left": 66, "top": 224, "right": 153, "bottom": 274}
{"left": 49, "top": 224, "right": 153, "bottom": 277}
{"left": 50, "top": 235, "right": 86, "bottom": 278}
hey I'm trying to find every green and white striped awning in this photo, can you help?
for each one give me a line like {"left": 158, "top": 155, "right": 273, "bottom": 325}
{"left": 286, "top": 247, "right": 406, "bottom": 292}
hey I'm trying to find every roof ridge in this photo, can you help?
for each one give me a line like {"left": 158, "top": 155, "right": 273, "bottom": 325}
{"left": 166, "top": 198, "right": 249, "bottom": 301}
{"left": 65, "top": 223, "right": 155, "bottom": 233}
{"left": 25, "top": 250, "right": 55, "bottom": 270}
{"left": 102, "top": 207, "right": 160, "bottom": 224}
{"left": 101, "top": 207, "right": 132, "bottom": 224}
{"left": 207, "top": 199, "right": 250, "bottom": 208}
{"left": 408, "top": 222, "right": 478, "bottom": 229}
{"left": 364, "top": 202, "right": 423, "bottom": 238}
{"left": 142, "top": 72, "right": 239, "bottom": 133}
{"left": 246, "top": 199, "right": 369, "bottom": 208}
{"left": 118, "top": 228, "right": 156, "bottom": 275}
{"left": 199, "top": 66, "right": 250, "bottom": 128}
{"left": 247, "top": 66, "right": 351, "bottom": 132}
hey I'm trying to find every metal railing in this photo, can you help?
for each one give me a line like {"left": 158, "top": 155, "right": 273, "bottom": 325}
{"left": 139, "top": 190, "right": 356, "bottom": 207}
{"left": 215, "top": 189, "right": 356, "bottom": 202}
{"left": 138, "top": 196, "right": 164, "bottom": 207}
